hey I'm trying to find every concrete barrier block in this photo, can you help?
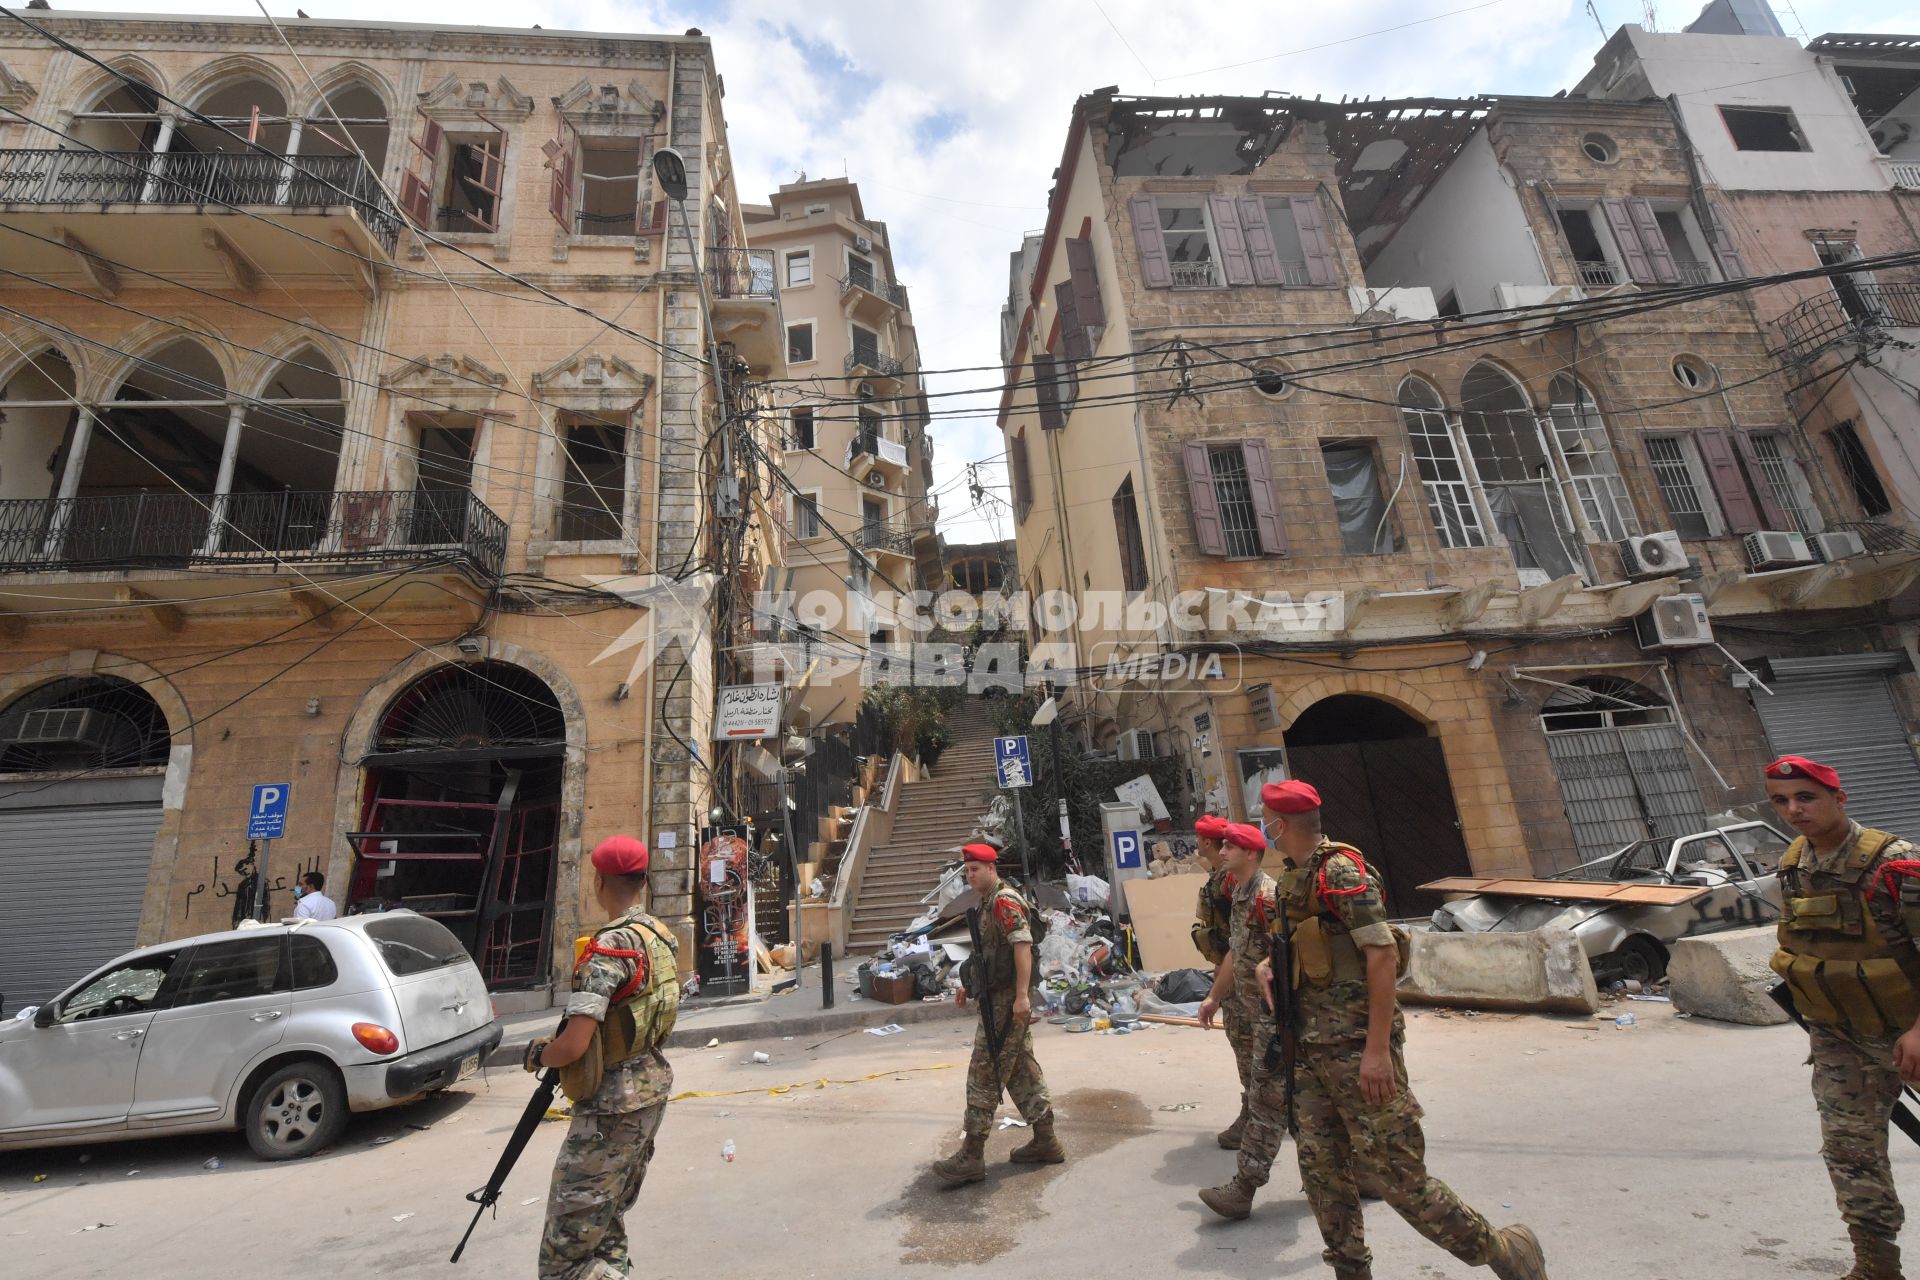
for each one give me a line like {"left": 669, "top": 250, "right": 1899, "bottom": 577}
{"left": 1398, "top": 926, "right": 1598, "bottom": 1015}
{"left": 1668, "top": 925, "right": 1789, "bottom": 1026}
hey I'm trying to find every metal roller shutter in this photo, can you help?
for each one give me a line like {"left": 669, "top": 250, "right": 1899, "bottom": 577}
{"left": 1753, "top": 655, "right": 1920, "bottom": 837}
{"left": 0, "top": 782, "right": 162, "bottom": 1011}
{"left": 1545, "top": 723, "right": 1710, "bottom": 864}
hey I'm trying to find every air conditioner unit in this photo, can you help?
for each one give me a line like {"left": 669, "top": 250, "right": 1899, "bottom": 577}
{"left": 1619, "top": 530, "right": 1687, "bottom": 580}
{"left": 1744, "top": 530, "right": 1814, "bottom": 570}
{"left": 1115, "top": 728, "right": 1156, "bottom": 761}
{"left": 1633, "top": 593, "right": 1713, "bottom": 650}
{"left": 6, "top": 707, "right": 109, "bottom": 748}
{"left": 853, "top": 234, "right": 872, "bottom": 253}
{"left": 855, "top": 380, "right": 878, "bottom": 400}
{"left": 1811, "top": 530, "right": 1867, "bottom": 563}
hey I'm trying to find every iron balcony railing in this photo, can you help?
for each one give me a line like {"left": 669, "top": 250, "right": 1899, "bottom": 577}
{"left": 0, "top": 489, "right": 507, "bottom": 579}
{"left": 845, "top": 346, "right": 905, "bottom": 378}
{"left": 840, "top": 266, "right": 908, "bottom": 309}
{"left": 1575, "top": 260, "right": 1619, "bottom": 287}
{"left": 1170, "top": 260, "right": 1219, "bottom": 288}
{"left": 1775, "top": 282, "right": 1920, "bottom": 363}
{"left": 0, "top": 149, "right": 402, "bottom": 252}
{"left": 706, "top": 246, "right": 776, "bottom": 300}
{"left": 1674, "top": 262, "right": 1714, "bottom": 286}
{"left": 859, "top": 521, "right": 915, "bottom": 557}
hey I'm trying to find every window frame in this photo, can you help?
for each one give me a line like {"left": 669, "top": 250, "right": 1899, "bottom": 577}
{"left": 1545, "top": 379, "right": 1640, "bottom": 544}
{"left": 1748, "top": 431, "right": 1823, "bottom": 536}
{"left": 1644, "top": 434, "right": 1725, "bottom": 540}
{"left": 433, "top": 127, "right": 508, "bottom": 234}
{"left": 1155, "top": 197, "right": 1220, "bottom": 289}
{"left": 1112, "top": 474, "right": 1150, "bottom": 594}
{"left": 1258, "top": 195, "right": 1315, "bottom": 287}
{"left": 1320, "top": 439, "right": 1401, "bottom": 555}
{"left": 785, "top": 319, "right": 816, "bottom": 366}
{"left": 788, "top": 405, "right": 816, "bottom": 453}
{"left": 1719, "top": 104, "right": 1810, "bottom": 153}
{"left": 1829, "top": 420, "right": 1892, "bottom": 517}
{"left": 170, "top": 935, "right": 289, "bottom": 1009}
{"left": 785, "top": 248, "right": 813, "bottom": 288}
{"left": 791, "top": 487, "right": 824, "bottom": 541}
{"left": 552, "top": 411, "right": 629, "bottom": 545}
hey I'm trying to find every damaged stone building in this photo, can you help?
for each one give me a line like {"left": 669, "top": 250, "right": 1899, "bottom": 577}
{"left": 0, "top": 13, "right": 782, "bottom": 1008}
{"left": 998, "top": 73, "right": 1920, "bottom": 921}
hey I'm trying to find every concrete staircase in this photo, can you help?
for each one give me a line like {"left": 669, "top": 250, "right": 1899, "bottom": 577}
{"left": 845, "top": 700, "right": 1001, "bottom": 953}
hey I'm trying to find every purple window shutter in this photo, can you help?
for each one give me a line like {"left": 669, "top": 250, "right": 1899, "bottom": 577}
{"left": 1290, "top": 195, "right": 1335, "bottom": 286}
{"left": 1065, "top": 236, "right": 1106, "bottom": 327}
{"left": 1182, "top": 442, "right": 1228, "bottom": 555}
{"left": 1130, "top": 194, "right": 1173, "bottom": 289}
{"left": 1628, "top": 199, "right": 1678, "bottom": 284}
{"left": 1209, "top": 194, "right": 1254, "bottom": 286}
{"left": 1238, "top": 195, "right": 1283, "bottom": 285}
{"left": 1034, "top": 354, "right": 1066, "bottom": 431}
{"left": 1703, "top": 199, "right": 1749, "bottom": 278}
{"left": 1055, "top": 280, "right": 1090, "bottom": 361}
{"left": 1696, "top": 429, "right": 1764, "bottom": 533}
{"left": 1240, "top": 439, "right": 1289, "bottom": 555}
{"left": 1599, "top": 199, "right": 1653, "bottom": 283}
{"left": 1734, "top": 432, "right": 1792, "bottom": 529}
{"left": 1011, "top": 434, "right": 1033, "bottom": 521}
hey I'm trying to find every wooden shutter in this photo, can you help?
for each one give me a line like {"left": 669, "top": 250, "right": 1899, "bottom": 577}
{"left": 459, "top": 131, "right": 506, "bottom": 232}
{"left": 635, "top": 133, "right": 653, "bottom": 236}
{"left": 1241, "top": 438, "right": 1289, "bottom": 555}
{"left": 1702, "top": 199, "right": 1749, "bottom": 278}
{"left": 1734, "top": 431, "right": 1792, "bottom": 529}
{"left": 1290, "top": 194, "right": 1335, "bottom": 286}
{"left": 1011, "top": 433, "right": 1033, "bottom": 521}
{"left": 1209, "top": 194, "right": 1253, "bottom": 285}
{"left": 1065, "top": 236, "right": 1105, "bottom": 327}
{"left": 1238, "top": 195, "right": 1283, "bottom": 285}
{"left": 640, "top": 198, "right": 668, "bottom": 236}
{"left": 1696, "top": 429, "right": 1764, "bottom": 533}
{"left": 1055, "top": 280, "right": 1090, "bottom": 361}
{"left": 400, "top": 112, "right": 443, "bottom": 229}
{"left": 1628, "top": 199, "right": 1678, "bottom": 284}
{"left": 1182, "top": 441, "right": 1228, "bottom": 556}
{"left": 1599, "top": 199, "right": 1652, "bottom": 283}
{"left": 545, "top": 120, "right": 576, "bottom": 233}
{"left": 1034, "top": 353, "right": 1066, "bottom": 431}
{"left": 1129, "top": 194, "right": 1172, "bottom": 289}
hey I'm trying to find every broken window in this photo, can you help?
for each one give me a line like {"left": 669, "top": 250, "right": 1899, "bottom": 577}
{"left": 555, "top": 414, "right": 625, "bottom": 542}
{"left": 1398, "top": 378, "right": 1486, "bottom": 549}
{"left": 1654, "top": 211, "right": 1712, "bottom": 285}
{"left": 1321, "top": 442, "right": 1398, "bottom": 555}
{"left": 1644, "top": 435, "right": 1722, "bottom": 540}
{"left": 1815, "top": 240, "right": 1879, "bottom": 323}
{"left": 0, "top": 348, "right": 78, "bottom": 504}
{"left": 791, "top": 490, "right": 821, "bottom": 540}
{"left": 439, "top": 130, "right": 506, "bottom": 231}
{"left": 408, "top": 414, "right": 479, "bottom": 544}
{"left": 850, "top": 325, "right": 882, "bottom": 368}
{"left": 1182, "top": 441, "right": 1286, "bottom": 558}
{"left": 788, "top": 406, "right": 815, "bottom": 451}
{"left": 304, "top": 82, "right": 390, "bottom": 175}
{"left": 786, "top": 249, "right": 812, "bottom": 287}
{"left": 1829, "top": 420, "right": 1891, "bottom": 517}
{"left": 1157, "top": 202, "right": 1215, "bottom": 287}
{"left": 570, "top": 134, "right": 642, "bottom": 235}
{"left": 1260, "top": 197, "right": 1312, "bottom": 286}
{"left": 1748, "top": 432, "right": 1821, "bottom": 535}
{"left": 1546, "top": 377, "right": 1639, "bottom": 542}
{"left": 786, "top": 322, "right": 815, "bottom": 364}
{"left": 1540, "top": 677, "right": 1708, "bottom": 862}
{"left": 1106, "top": 107, "right": 1288, "bottom": 177}
{"left": 1556, "top": 207, "right": 1618, "bottom": 287}
{"left": 1720, "top": 105, "right": 1808, "bottom": 152}
{"left": 1458, "top": 362, "right": 1582, "bottom": 582}
{"left": 1112, "top": 475, "right": 1149, "bottom": 593}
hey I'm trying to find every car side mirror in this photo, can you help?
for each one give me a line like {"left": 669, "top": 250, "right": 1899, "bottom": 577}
{"left": 33, "top": 1004, "right": 56, "bottom": 1029}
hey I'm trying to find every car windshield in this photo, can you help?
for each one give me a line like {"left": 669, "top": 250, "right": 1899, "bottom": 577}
{"left": 1604, "top": 840, "right": 1667, "bottom": 880}
{"left": 1723, "top": 825, "right": 1786, "bottom": 874}
{"left": 363, "top": 915, "right": 471, "bottom": 977}
{"left": 63, "top": 953, "right": 176, "bottom": 1021}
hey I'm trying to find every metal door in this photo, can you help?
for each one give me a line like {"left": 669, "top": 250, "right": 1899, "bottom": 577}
{"left": 1545, "top": 723, "right": 1708, "bottom": 865}
{"left": 0, "top": 777, "right": 164, "bottom": 1010}
{"left": 1754, "top": 657, "right": 1920, "bottom": 836}
{"left": 129, "top": 935, "right": 290, "bottom": 1127}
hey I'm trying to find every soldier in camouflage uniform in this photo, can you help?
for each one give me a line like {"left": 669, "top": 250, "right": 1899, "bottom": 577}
{"left": 1188, "top": 814, "right": 1245, "bottom": 1146}
{"left": 1765, "top": 755, "right": 1920, "bottom": 1280}
{"left": 526, "top": 836, "right": 680, "bottom": 1280}
{"left": 1197, "top": 821, "right": 1290, "bottom": 1219}
{"left": 1255, "top": 781, "right": 1547, "bottom": 1280}
{"left": 933, "top": 843, "right": 1062, "bottom": 1185}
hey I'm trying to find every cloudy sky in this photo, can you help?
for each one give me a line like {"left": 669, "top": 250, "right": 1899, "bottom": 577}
{"left": 46, "top": 0, "right": 1898, "bottom": 542}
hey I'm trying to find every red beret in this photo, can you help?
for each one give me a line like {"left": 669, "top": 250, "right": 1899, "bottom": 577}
{"left": 1262, "top": 780, "right": 1322, "bottom": 813}
{"left": 590, "top": 835, "right": 650, "bottom": 876}
{"left": 961, "top": 843, "right": 999, "bottom": 864}
{"left": 1194, "top": 814, "right": 1231, "bottom": 840}
{"left": 1766, "top": 755, "right": 1842, "bottom": 791}
{"left": 1223, "top": 823, "right": 1267, "bottom": 852}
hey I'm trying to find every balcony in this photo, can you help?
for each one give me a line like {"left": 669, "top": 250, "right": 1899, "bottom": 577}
{"left": 1774, "top": 282, "right": 1920, "bottom": 363}
{"left": 847, "top": 424, "right": 910, "bottom": 479}
{"left": 0, "top": 489, "right": 507, "bottom": 581}
{"left": 840, "top": 264, "right": 908, "bottom": 322}
{"left": 845, "top": 345, "right": 905, "bottom": 382}
{"left": 705, "top": 246, "right": 782, "bottom": 374}
{"left": 0, "top": 149, "right": 400, "bottom": 286}
{"left": 1881, "top": 157, "right": 1920, "bottom": 190}
{"left": 1170, "top": 260, "right": 1219, "bottom": 288}
{"left": 1575, "top": 260, "right": 1620, "bottom": 288}
{"left": 858, "top": 520, "right": 915, "bottom": 561}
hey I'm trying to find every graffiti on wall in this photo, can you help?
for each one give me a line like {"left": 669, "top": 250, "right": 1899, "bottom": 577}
{"left": 183, "top": 842, "right": 323, "bottom": 926}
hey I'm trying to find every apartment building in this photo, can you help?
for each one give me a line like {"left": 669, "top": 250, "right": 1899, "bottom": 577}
{"left": 0, "top": 12, "right": 782, "bottom": 1007}
{"left": 744, "top": 178, "right": 940, "bottom": 727}
{"left": 999, "top": 85, "right": 1920, "bottom": 919}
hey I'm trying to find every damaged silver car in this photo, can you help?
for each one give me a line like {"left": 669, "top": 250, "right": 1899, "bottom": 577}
{"left": 1424, "top": 821, "right": 1791, "bottom": 985}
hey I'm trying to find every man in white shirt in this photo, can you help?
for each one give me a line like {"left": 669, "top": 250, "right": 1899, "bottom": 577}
{"left": 293, "top": 871, "right": 338, "bottom": 921}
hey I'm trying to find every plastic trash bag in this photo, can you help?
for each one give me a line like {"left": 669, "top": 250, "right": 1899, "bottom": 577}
{"left": 1065, "top": 873, "right": 1111, "bottom": 907}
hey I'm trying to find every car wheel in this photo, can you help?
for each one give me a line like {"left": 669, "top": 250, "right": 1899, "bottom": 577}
{"left": 1612, "top": 935, "right": 1668, "bottom": 985}
{"left": 245, "top": 1061, "right": 348, "bottom": 1161}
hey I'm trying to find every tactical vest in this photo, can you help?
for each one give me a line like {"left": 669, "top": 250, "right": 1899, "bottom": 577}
{"left": 1191, "top": 868, "right": 1232, "bottom": 964}
{"left": 1283, "top": 842, "right": 1371, "bottom": 987}
{"left": 559, "top": 914, "right": 680, "bottom": 1103}
{"left": 1770, "top": 828, "right": 1920, "bottom": 1036}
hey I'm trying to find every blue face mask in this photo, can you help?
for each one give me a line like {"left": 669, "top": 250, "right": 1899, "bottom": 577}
{"left": 292, "top": 885, "right": 304, "bottom": 899}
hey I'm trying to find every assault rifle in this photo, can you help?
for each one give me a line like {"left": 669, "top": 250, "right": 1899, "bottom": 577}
{"left": 1262, "top": 910, "right": 1299, "bottom": 1136}
{"left": 1769, "top": 981, "right": 1920, "bottom": 1149}
{"left": 964, "top": 907, "right": 1004, "bottom": 1063}
{"left": 450, "top": 1059, "right": 562, "bottom": 1263}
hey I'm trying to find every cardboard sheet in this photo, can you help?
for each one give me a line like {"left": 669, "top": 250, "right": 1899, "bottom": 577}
{"left": 1417, "top": 876, "right": 1711, "bottom": 906}
{"left": 1120, "top": 872, "right": 1209, "bottom": 973}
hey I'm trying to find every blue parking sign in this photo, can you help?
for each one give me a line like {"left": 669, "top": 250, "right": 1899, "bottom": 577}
{"left": 1112, "top": 829, "right": 1142, "bottom": 871}
{"left": 248, "top": 783, "right": 291, "bottom": 840}
{"left": 994, "top": 736, "right": 1031, "bottom": 789}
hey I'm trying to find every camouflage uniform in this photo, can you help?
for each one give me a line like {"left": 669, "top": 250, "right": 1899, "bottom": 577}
{"left": 963, "top": 882, "right": 1053, "bottom": 1135}
{"left": 539, "top": 907, "right": 679, "bottom": 1280}
{"left": 1285, "top": 840, "right": 1501, "bottom": 1277}
{"left": 1224, "top": 869, "right": 1288, "bottom": 1185}
{"left": 1194, "top": 867, "right": 1255, "bottom": 1125}
{"left": 1781, "top": 823, "right": 1920, "bottom": 1256}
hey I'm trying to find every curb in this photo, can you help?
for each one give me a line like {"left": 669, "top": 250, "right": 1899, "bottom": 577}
{"left": 481, "top": 995, "right": 965, "bottom": 1068}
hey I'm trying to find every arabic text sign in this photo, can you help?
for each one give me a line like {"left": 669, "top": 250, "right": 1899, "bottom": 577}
{"left": 715, "top": 683, "right": 783, "bottom": 740}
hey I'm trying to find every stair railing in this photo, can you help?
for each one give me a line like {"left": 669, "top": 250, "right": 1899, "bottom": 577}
{"left": 830, "top": 749, "right": 907, "bottom": 954}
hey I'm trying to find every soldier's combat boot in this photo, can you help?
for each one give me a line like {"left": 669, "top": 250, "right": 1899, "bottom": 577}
{"left": 1843, "top": 1226, "right": 1904, "bottom": 1280}
{"left": 1487, "top": 1224, "right": 1548, "bottom": 1280}
{"left": 1216, "top": 1105, "right": 1248, "bottom": 1149}
{"left": 931, "top": 1133, "right": 987, "bottom": 1187}
{"left": 1009, "top": 1117, "right": 1066, "bottom": 1164}
{"left": 1198, "top": 1173, "right": 1258, "bottom": 1221}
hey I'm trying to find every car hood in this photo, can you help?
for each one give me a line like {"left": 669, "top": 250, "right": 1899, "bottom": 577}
{"left": 1436, "top": 894, "right": 1621, "bottom": 935}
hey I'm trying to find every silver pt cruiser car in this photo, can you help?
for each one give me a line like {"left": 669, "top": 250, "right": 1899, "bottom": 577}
{"left": 0, "top": 911, "right": 502, "bottom": 1159}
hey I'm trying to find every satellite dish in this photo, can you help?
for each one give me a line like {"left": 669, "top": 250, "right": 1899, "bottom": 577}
{"left": 651, "top": 147, "right": 689, "bottom": 202}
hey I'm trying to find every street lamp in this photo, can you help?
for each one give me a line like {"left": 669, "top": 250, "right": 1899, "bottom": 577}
{"left": 1032, "top": 688, "right": 1072, "bottom": 873}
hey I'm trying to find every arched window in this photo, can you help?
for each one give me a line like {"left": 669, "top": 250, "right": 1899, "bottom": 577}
{"left": 1458, "top": 362, "right": 1582, "bottom": 582}
{"left": 228, "top": 345, "right": 347, "bottom": 551}
{"left": 70, "top": 78, "right": 164, "bottom": 153}
{"left": 304, "top": 80, "right": 389, "bottom": 173}
{"left": 1546, "top": 375, "right": 1639, "bottom": 542}
{"left": 1396, "top": 376, "right": 1484, "bottom": 549}
{"left": 0, "top": 675, "right": 171, "bottom": 773}
{"left": 1, "top": 348, "right": 78, "bottom": 506}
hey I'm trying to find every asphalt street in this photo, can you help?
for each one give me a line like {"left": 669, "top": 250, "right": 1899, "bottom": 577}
{"left": 0, "top": 1000, "right": 1910, "bottom": 1278}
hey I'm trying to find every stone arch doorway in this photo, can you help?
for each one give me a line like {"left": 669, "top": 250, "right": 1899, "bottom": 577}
{"left": 350, "top": 660, "right": 567, "bottom": 990}
{"left": 1283, "top": 694, "right": 1471, "bottom": 917}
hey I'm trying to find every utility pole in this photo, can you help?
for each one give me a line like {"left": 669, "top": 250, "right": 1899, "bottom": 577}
{"left": 1032, "top": 688, "right": 1073, "bottom": 873}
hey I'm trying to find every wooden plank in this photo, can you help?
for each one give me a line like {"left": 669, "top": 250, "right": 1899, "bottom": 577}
{"left": 1418, "top": 876, "right": 1711, "bottom": 906}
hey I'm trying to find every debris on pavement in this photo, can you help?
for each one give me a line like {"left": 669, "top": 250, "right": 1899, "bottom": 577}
{"left": 71, "top": 1223, "right": 112, "bottom": 1234}
{"left": 202, "top": 1158, "right": 224, "bottom": 1170}
{"left": 865, "top": 1023, "right": 906, "bottom": 1036}
{"left": 722, "top": 1139, "right": 737, "bottom": 1162}
{"left": 996, "top": 1117, "right": 1029, "bottom": 1130}
{"left": 391, "top": 1213, "right": 415, "bottom": 1223}
{"left": 1158, "top": 1102, "right": 1198, "bottom": 1112}
{"left": 750, "top": 1051, "right": 771, "bottom": 1064}
{"left": 705, "top": 1037, "right": 721, "bottom": 1048}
